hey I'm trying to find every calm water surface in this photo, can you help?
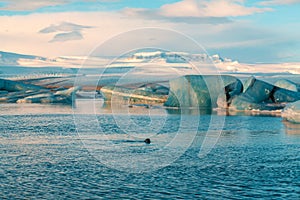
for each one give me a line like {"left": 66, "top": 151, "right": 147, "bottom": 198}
{"left": 0, "top": 100, "right": 300, "bottom": 199}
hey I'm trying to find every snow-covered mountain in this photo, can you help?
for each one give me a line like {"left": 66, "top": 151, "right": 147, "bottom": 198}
{"left": 0, "top": 51, "right": 47, "bottom": 66}
{"left": 126, "top": 51, "right": 230, "bottom": 64}
{"left": 0, "top": 50, "right": 300, "bottom": 74}
{"left": 0, "top": 50, "right": 233, "bottom": 67}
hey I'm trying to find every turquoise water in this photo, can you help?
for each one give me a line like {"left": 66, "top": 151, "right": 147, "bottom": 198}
{"left": 0, "top": 102, "right": 300, "bottom": 199}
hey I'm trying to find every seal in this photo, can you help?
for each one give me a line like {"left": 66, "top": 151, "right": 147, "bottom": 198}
{"left": 144, "top": 138, "right": 151, "bottom": 144}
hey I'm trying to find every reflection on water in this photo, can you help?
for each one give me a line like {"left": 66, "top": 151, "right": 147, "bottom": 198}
{"left": 0, "top": 103, "right": 73, "bottom": 115}
{"left": 218, "top": 108, "right": 282, "bottom": 117}
{"left": 283, "top": 120, "right": 300, "bottom": 135}
{"left": 166, "top": 108, "right": 213, "bottom": 115}
{"left": 0, "top": 99, "right": 285, "bottom": 117}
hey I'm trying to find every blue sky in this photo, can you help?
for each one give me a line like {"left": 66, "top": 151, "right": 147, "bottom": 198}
{"left": 0, "top": 0, "right": 300, "bottom": 63}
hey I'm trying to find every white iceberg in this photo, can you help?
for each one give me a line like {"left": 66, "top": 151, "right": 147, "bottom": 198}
{"left": 0, "top": 78, "right": 80, "bottom": 105}
{"left": 282, "top": 100, "right": 300, "bottom": 123}
{"left": 17, "top": 87, "right": 80, "bottom": 104}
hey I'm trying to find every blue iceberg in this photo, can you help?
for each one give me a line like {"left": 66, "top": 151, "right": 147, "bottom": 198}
{"left": 274, "top": 79, "right": 299, "bottom": 92}
{"left": 230, "top": 76, "right": 300, "bottom": 111}
{"left": 164, "top": 75, "right": 242, "bottom": 108}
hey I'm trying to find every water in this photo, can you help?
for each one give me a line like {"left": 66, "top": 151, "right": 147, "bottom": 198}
{"left": 1, "top": 101, "right": 300, "bottom": 199}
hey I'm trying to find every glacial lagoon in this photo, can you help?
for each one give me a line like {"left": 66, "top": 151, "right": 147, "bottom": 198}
{"left": 0, "top": 100, "right": 299, "bottom": 199}
{"left": 1, "top": 64, "right": 300, "bottom": 198}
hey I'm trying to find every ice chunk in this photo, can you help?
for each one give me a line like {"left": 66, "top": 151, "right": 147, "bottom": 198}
{"left": 0, "top": 77, "right": 80, "bottom": 104}
{"left": 17, "top": 93, "right": 53, "bottom": 103}
{"left": 54, "top": 86, "right": 81, "bottom": 96}
{"left": 17, "top": 87, "right": 80, "bottom": 104}
{"left": 273, "top": 88, "right": 300, "bottom": 103}
{"left": 229, "top": 95, "right": 284, "bottom": 111}
{"left": 241, "top": 76, "right": 274, "bottom": 103}
{"left": 229, "top": 77, "right": 284, "bottom": 111}
{"left": 274, "top": 79, "right": 299, "bottom": 92}
{"left": 0, "top": 78, "right": 43, "bottom": 92}
{"left": 164, "top": 75, "right": 242, "bottom": 108}
{"left": 282, "top": 100, "right": 300, "bottom": 123}
{"left": 101, "top": 85, "right": 167, "bottom": 105}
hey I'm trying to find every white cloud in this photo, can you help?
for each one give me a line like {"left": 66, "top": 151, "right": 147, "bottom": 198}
{"left": 259, "top": 0, "right": 300, "bottom": 5}
{"left": 0, "top": 12, "right": 174, "bottom": 57}
{"left": 159, "top": 0, "right": 272, "bottom": 17}
{"left": 122, "top": 7, "right": 231, "bottom": 24}
{"left": 121, "top": 0, "right": 272, "bottom": 24}
{"left": 39, "top": 21, "right": 93, "bottom": 42}
{"left": 0, "top": 0, "right": 70, "bottom": 11}
{"left": 39, "top": 22, "right": 93, "bottom": 33}
{"left": 0, "top": 9, "right": 298, "bottom": 62}
{"left": 50, "top": 31, "right": 83, "bottom": 42}
{"left": 0, "top": 0, "right": 116, "bottom": 11}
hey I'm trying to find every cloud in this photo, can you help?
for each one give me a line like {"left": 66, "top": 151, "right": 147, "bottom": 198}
{"left": 159, "top": 0, "right": 272, "bottom": 17}
{"left": 0, "top": 0, "right": 117, "bottom": 11}
{"left": 39, "top": 22, "right": 93, "bottom": 33}
{"left": 0, "top": 0, "right": 70, "bottom": 11}
{"left": 0, "top": 12, "right": 170, "bottom": 57}
{"left": 50, "top": 31, "right": 83, "bottom": 42}
{"left": 0, "top": 11, "right": 299, "bottom": 63}
{"left": 122, "top": 0, "right": 272, "bottom": 24}
{"left": 122, "top": 8, "right": 231, "bottom": 24}
{"left": 39, "top": 21, "right": 93, "bottom": 42}
{"left": 259, "top": 0, "right": 300, "bottom": 5}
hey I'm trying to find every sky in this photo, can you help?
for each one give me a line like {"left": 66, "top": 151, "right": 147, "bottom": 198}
{"left": 0, "top": 0, "right": 300, "bottom": 63}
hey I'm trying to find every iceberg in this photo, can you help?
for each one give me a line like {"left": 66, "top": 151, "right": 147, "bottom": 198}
{"left": 274, "top": 79, "right": 299, "bottom": 92}
{"left": 230, "top": 77, "right": 282, "bottom": 111}
{"left": 242, "top": 76, "right": 274, "bottom": 103}
{"left": 0, "top": 78, "right": 79, "bottom": 104}
{"left": 229, "top": 77, "right": 300, "bottom": 111}
{"left": 100, "top": 84, "right": 168, "bottom": 106}
{"left": 0, "top": 78, "right": 43, "bottom": 92}
{"left": 164, "top": 75, "right": 242, "bottom": 108}
{"left": 282, "top": 120, "right": 300, "bottom": 134}
{"left": 229, "top": 95, "right": 284, "bottom": 111}
{"left": 282, "top": 100, "right": 300, "bottom": 123}
{"left": 17, "top": 87, "right": 80, "bottom": 104}
{"left": 0, "top": 90, "right": 47, "bottom": 103}
{"left": 273, "top": 88, "right": 300, "bottom": 103}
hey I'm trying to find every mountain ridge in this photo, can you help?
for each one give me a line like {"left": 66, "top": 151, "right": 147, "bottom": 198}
{"left": 1, "top": 50, "right": 300, "bottom": 74}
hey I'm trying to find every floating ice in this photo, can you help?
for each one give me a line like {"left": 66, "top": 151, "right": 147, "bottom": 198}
{"left": 0, "top": 78, "right": 79, "bottom": 104}
{"left": 282, "top": 100, "right": 300, "bottom": 123}
{"left": 164, "top": 75, "right": 242, "bottom": 108}
{"left": 229, "top": 76, "right": 300, "bottom": 111}
{"left": 274, "top": 79, "right": 299, "bottom": 92}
